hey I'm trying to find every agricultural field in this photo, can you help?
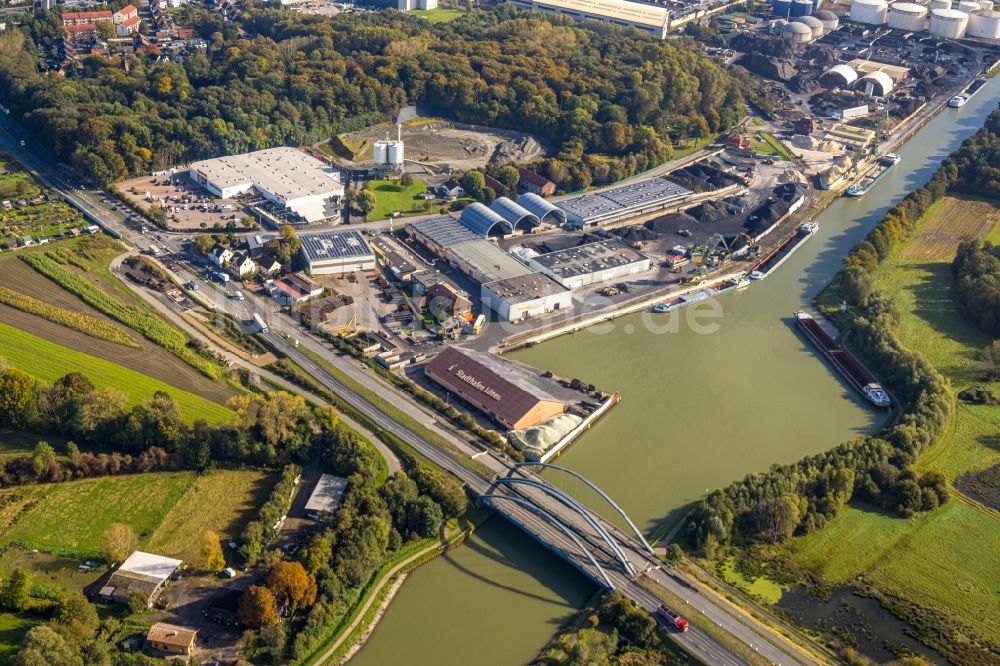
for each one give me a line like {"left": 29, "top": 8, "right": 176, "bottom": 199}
{"left": 900, "top": 195, "right": 1000, "bottom": 262}
{"left": 787, "top": 203, "right": 1000, "bottom": 647}
{"left": 366, "top": 179, "right": 433, "bottom": 221}
{"left": 409, "top": 7, "right": 465, "bottom": 22}
{"left": 0, "top": 472, "right": 196, "bottom": 558}
{"left": 146, "top": 469, "right": 278, "bottom": 564}
{"left": 0, "top": 321, "right": 233, "bottom": 423}
{"left": 0, "top": 612, "right": 33, "bottom": 665}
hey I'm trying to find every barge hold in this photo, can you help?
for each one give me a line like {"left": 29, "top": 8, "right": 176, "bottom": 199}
{"left": 845, "top": 153, "right": 900, "bottom": 197}
{"left": 794, "top": 310, "right": 891, "bottom": 408}
{"left": 748, "top": 222, "right": 818, "bottom": 280}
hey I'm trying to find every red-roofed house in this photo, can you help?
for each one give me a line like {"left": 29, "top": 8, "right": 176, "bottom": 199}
{"left": 517, "top": 169, "right": 556, "bottom": 197}
{"left": 269, "top": 272, "right": 324, "bottom": 305}
{"left": 62, "top": 11, "right": 112, "bottom": 25}
{"left": 176, "top": 28, "right": 195, "bottom": 40}
{"left": 116, "top": 14, "right": 141, "bottom": 36}
{"left": 114, "top": 4, "right": 138, "bottom": 22}
{"left": 64, "top": 23, "right": 98, "bottom": 45}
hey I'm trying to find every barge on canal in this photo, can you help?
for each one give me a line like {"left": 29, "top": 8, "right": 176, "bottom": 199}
{"left": 748, "top": 222, "right": 818, "bottom": 280}
{"left": 794, "top": 310, "right": 891, "bottom": 408}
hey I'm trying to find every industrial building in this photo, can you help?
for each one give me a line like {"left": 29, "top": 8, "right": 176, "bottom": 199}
{"left": 189, "top": 147, "right": 344, "bottom": 224}
{"left": 481, "top": 271, "right": 573, "bottom": 322}
{"left": 517, "top": 193, "right": 567, "bottom": 227}
{"left": 304, "top": 474, "right": 348, "bottom": 519}
{"left": 461, "top": 202, "right": 514, "bottom": 237}
{"left": 103, "top": 552, "right": 182, "bottom": 608}
{"left": 968, "top": 9, "right": 1000, "bottom": 38}
{"left": 509, "top": 0, "right": 671, "bottom": 38}
{"left": 529, "top": 238, "right": 651, "bottom": 290}
{"left": 556, "top": 177, "right": 693, "bottom": 228}
{"left": 299, "top": 230, "right": 376, "bottom": 275}
{"left": 407, "top": 215, "right": 480, "bottom": 254}
{"left": 490, "top": 197, "right": 540, "bottom": 232}
{"left": 424, "top": 346, "right": 566, "bottom": 430}
{"left": 450, "top": 240, "right": 534, "bottom": 284}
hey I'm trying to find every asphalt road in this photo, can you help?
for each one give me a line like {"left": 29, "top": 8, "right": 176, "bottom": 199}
{"left": 0, "top": 115, "right": 818, "bottom": 666}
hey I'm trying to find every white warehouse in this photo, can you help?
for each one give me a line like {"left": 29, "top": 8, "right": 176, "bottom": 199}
{"left": 528, "top": 239, "right": 651, "bottom": 290}
{"left": 189, "top": 147, "right": 345, "bottom": 223}
{"left": 481, "top": 272, "right": 573, "bottom": 322}
{"left": 299, "top": 230, "right": 376, "bottom": 275}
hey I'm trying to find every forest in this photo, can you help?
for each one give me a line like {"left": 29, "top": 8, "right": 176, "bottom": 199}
{"left": 683, "top": 108, "right": 1000, "bottom": 557}
{"left": 0, "top": 6, "right": 745, "bottom": 187}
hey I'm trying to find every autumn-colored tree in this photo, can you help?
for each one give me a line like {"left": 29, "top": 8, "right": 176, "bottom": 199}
{"left": 237, "top": 585, "right": 279, "bottom": 628}
{"left": 201, "top": 530, "right": 226, "bottom": 571}
{"left": 266, "top": 560, "right": 317, "bottom": 614}
{"left": 101, "top": 523, "right": 137, "bottom": 562}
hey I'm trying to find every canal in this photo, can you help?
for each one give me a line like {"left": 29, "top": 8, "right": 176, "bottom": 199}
{"left": 351, "top": 81, "right": 1000, "bottom": 665}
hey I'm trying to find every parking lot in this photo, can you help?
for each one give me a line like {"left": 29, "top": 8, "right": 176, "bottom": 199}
{"left": 116, "top": 172, "right": 248, "bottom": 230}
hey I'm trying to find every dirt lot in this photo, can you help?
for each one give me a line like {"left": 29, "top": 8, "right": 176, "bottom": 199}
{"left": 0, "top": 257, "right": 236, "bottom": 405}
{"left": 340, "top": 120, "right": 550, "bottom": 171}
{"left": 156, "top": 574, "right": 252, "bottom": 663}
{"left": 901, "top": 196, "right": 1000, "bottom": 262}
{"left": 116, "top": 172, "right": 246, "bottom": 231}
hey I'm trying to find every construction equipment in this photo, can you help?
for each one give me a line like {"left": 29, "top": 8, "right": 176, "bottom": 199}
{"left": 335, "top": 313, "right": 357, "bottom": 338}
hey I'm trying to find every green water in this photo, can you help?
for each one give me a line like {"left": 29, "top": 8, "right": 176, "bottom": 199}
{"left": 351, "top": 80, "right": 1000, "bottom": 664}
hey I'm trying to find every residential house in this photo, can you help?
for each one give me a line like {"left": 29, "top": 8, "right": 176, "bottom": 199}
{"left": 228, "top": 252, "right": 256, "bottom": 279}
{"left": 425, "top": 281, "right": 472, "bottom": 321}
{"left": 257, "top": 257, "right": 282, "bottom": 276}
{"left": 484, "top": 174, "right": 507, "bottom": 197}
{"left": 113, "top": 4, "right": 138, "bottom": 22}
{"left": 63, "top": 23, "right": 98, "bottom": 46}
{"left": 62, "top": 10, "right": 112, "bottom": 25}
{"left": 209, "top": 244, "right": 233, "bottom": 267}
{"left": 517, "top": 168, "right": 556, "bottom": 197}
{"left": 726, "top": 133, "right": 751, "bottom": 151}
{"left": 116, "top": 15, "right": 141, "bottom": 36}
{"left": 146, "top": 623, "right": 197, "bottom": 655}
{"left": 437, "top": 179, "right": 464, "bottom": 198}
{"left": 270, "top": 272, "right": 324, "bottom": 305}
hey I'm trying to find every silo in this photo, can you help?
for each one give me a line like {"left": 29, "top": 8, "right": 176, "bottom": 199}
{"left": 888, "top": 2, "right": 929, "bottom": 29}
{"left": 772, "top": 0, "right": 793, "bottom": 16}
{"left": 797, "top": 14, "right": 826, "bottom": 36}
{"left": 968, "top": 8, "right": 1000, "bottom": 35}
{"left": 791, "top": 0, "right": 813, "bottom": 16}
{"left": 373, "top": 140, "right": 389, "bottom": 166}
{"left": 929, "top": 7, "right": 969, "bottom": 35}
{"left": 979, "top": 0, "right": 994, "bottom": 11}
{"left": 769, "top": 17, "right": 789, "bottom": 31}
{"left": 782, "top": 20, "right": 814, "bottom": 40}
{"left": 929, "top": 0, "right": 951, "bottom": 10}
{"left": 851, "top": 0, "right": 889, "bottom": 23}
{"left": 387, "top": 141, "right": 404, "bottom": 166}
{"left": 814, "top": 8, "right": 840, "bottom": 29}
{"left": 958, "top": 1, "right": 980, "bottom": 13}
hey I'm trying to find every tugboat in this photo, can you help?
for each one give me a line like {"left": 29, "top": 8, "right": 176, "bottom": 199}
{"left": 949, "top": 94, "right": 969, "bottom": 108}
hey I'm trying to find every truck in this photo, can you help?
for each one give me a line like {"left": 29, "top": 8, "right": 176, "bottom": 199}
{"left": 211, "top": 271, "right": 230, "bottom": 284}
{"left": 472, "top": 314, "right": 486, "bottom": 335}
{"left": 655, "top": 604, "right": 689, "bottom": 632}
{"left": 146, "top": 244, "right": 161, "bottom": 256}
{"left": 252, "top": 313, "right": 268, "bottom": 334}
{"left": 664, "top": 255, "right": 689, "bottom": 271}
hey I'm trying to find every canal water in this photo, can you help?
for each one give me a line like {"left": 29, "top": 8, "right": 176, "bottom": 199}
{"left": 352, "top": 81, "right": 1000, "bottom": 664}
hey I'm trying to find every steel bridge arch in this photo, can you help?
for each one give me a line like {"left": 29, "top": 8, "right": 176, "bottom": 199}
{"left": 479, "top": 494, "right": 615, "bottom": 591}
{"left": 512, "top": 463, "right": 655, "bottom": 555}
{"left": 494, "top": 476, "right": 636, "bottom": 576}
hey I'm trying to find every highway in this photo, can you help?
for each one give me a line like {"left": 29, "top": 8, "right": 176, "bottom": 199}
{"left": 0, "top": 113, "right": 820, "bottom": 666}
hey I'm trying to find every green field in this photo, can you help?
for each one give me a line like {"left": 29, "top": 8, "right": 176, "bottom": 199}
{"left": 409, "top": 7, "right": 465, "bottom": 22}
{"left": 367, "top": 179, "right": 431, "bottom": 221}
{"left": 787, "top": 206, "right": 1000, "bottom": 646}
{"left": 0, "top": 322, "right": 232, "bottom": 424}
{"left": 0, "top": 613, "right": 33, "bottom": 665}
{"left": 146, "top": 469, "right": 278, "bottom": 564}
{"left": 0, "top": 472, "right": 196, "bottom": 558}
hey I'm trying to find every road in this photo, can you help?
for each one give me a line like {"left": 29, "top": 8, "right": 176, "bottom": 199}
{"left": 0, "top": 113, "right": 819, "bottom": 666}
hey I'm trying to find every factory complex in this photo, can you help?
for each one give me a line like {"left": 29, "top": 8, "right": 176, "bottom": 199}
{"left": 189, "top": 147, "right": 345, "bottom": 224}
{"left": 527, "top": 238, "right": 652, "bottom": 290}
{"left": 299, "top": 230, "right": 377, "bottom": 276}
{"left": 556, "top": 178, "right": 694, "bottom": 228}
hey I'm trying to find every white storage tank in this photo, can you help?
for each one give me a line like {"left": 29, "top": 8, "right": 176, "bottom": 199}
{"left": 958, "top": 0, "right": 980, "bottom": 13}
{"left": 373, "top": 140, "right": 389, "bottom": 165}
{"left": 888, "top": 2, "right": 929, "bottom": 29}
{"left": 979, "top": 0, "right": 994, "bottom": 10}
{"left": 769, "top": 17, "right": 789, "bottom": 32}
{"left": 968, "top": 7, "right": 1000, "bottom": 35}
{"left": 782, "top": 20, "right": 814, "bottom": 40}
{"left": 929, "top": 0, "right": 951, "bottom": 10}
{"left": 387, "top": 141, "right": 404, "bottom": 166}
{"left": 813, "top": 8, "right": 840, "bottom": 29}
{"left": 930, "top": 7, "right": 969, "bottom": 35}
{"left": 851, "top": 0, "right": 890, "bottom": 23}
{"left": 797, "top": 14, "right": 826, "bottom": 36}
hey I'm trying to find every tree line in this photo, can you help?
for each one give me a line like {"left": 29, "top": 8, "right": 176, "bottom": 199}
{"left": 0, "top": 6, "right": 744, "bottom": 186}
{"left": 681, "top": 108, "right": 1000, "bottom": 557}
{"left": 951, "top": 239, "right": 1000, "bottom": 336}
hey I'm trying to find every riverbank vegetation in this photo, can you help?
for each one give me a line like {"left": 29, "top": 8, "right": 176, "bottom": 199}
{"left": 685, "top": 109, "right": 1000, "bottom": 663}
{"left": 0, "top": 6, "right": 745, "bottom": 188}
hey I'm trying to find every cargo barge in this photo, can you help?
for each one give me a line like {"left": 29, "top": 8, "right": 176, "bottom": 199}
{"left": 748, "top": 222, "right": 818, "bottom": 280}
{"left": 794, "top": 310, "right": 891, "bottom": 408}
{"left": 651, "top": 277, "right": 749, "bottom": 313}
{"left": 845, "top": 153, "right": 900, "bottom": 197}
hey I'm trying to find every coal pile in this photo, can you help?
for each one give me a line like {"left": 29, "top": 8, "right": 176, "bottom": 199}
{"left": 744, "top": 198, "right": 791, "bottom": 237}
{"left": 644, "top": 212, "right": 699, "bottom": 234}
{"left": 736, "top": 53, "right": 799, "bottom": 83}
{"left": 803, "top": 45, "right": 839, "bottom": 66}
{"left": 613, "top": 226, "right": 657, "bottom": 242}
{"left": 668, "top": 163, "right": 741, "bottom": 193}
{"left": 729, "top": 32, "right": 799, "bottom": 59}
{"left": 688, "top": 200, "right": 730, "bottom": 223}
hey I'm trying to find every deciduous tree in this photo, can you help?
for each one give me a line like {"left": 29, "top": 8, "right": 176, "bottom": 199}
{"left": 266, "top": 561, "right": 317, "bottom": 614}
{"left": 201, "top": 530, "right": 226, "bottom": 571}
{"left": 102, "top": 523, "right": 137, "bottom": 562}
{"left": 238, "top": 585, "right": 279, "bottom": 628}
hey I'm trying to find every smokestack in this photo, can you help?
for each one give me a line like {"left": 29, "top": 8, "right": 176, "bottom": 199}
{"left": 397, "top": 122, "right": 401, "bottom": 143}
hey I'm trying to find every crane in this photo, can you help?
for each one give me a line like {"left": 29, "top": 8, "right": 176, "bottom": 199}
{"left": 335, "top": 313, "right": 357, "bottom": 338}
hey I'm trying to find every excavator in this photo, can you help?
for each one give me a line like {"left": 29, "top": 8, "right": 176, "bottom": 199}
{"left": 334, "top": 313, "right": 357, "bottom": 338}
